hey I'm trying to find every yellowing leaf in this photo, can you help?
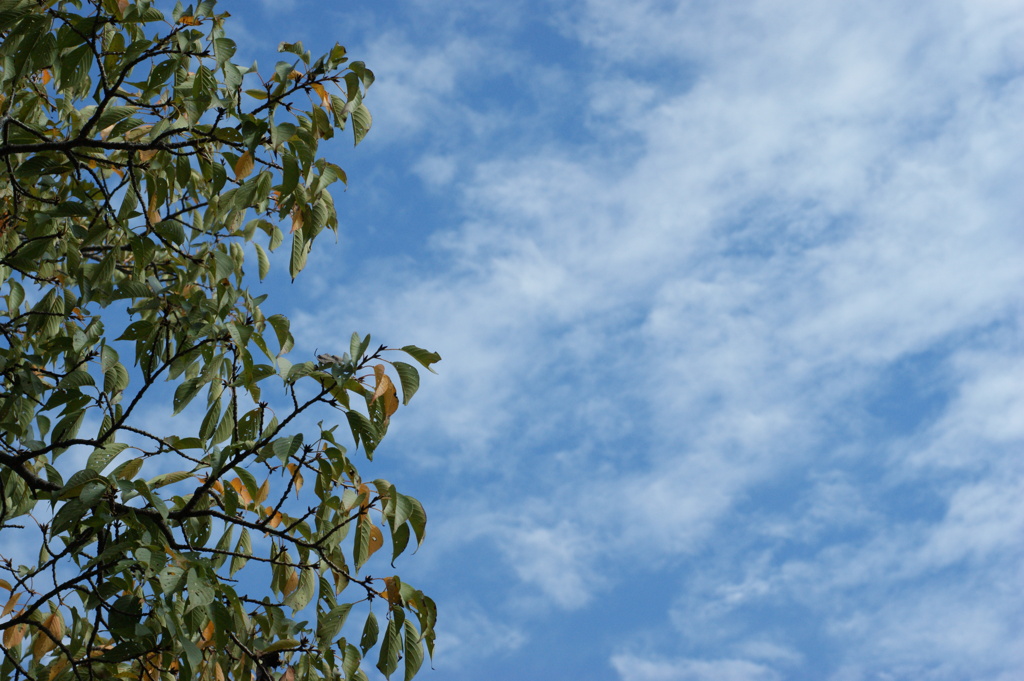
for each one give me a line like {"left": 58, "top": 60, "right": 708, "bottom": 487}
{"left": 124, "top": 124, "right": 153, "bottom": 142}
{"left": 141, "top": 653, "right": 162, "bottom": 681}
{"left": 234, "top": 151, "right": 254, "bottom": 180}
{"left": 48, "top": 657, "right": 69, "bottom": 681}
{"left": 214, "top": 662, "right": 225, "bottom": 681}
{"left": 177, "top": 15, "right": 201, "bottom": 25}
{"left": 147, "top": 193, "right": 160, "bottom": 224}
{"left": 356, "top": 483, "right": 371, "bottom": 511}
{"left": 288, "top": 70, "right": 302, "bottom": 80}
{"left": 256, "top": 478, "right": 270, "bottom": 504}
{"left": 1, "top": 590, "right": 21, "bottom": 617}
{"left": 115, "top": 457, "right": 143, "bottom": 480}
{"left": 371, "top": 365, "right": 399, "bottom": 419}
{"left": 199, "top": 620, "right": 216, "bottom": 648}
{"left": 229, "top": 478, "right": 252, "bottom": 504}
{"left": 283, "top": 567, "right": 299, "bottom": 595}
{"left": 265, "top": 506, "right": 283, "bottom": 528}
{"left": 41, "top": 69, "right": 52, "bottom": 85}
{"left": 32, "top": 611, "right": 64, "bottom": 660}
{"left": 290, "top": 206, "right": 303, "bottom": 234}
{"left": 3, "top": 622, "right": 26, "bottom": 648}
{"left": 367, "top": 524, "right": 384, "bottom": 559}
{"left": 310, "top": 82, "right": 330, "bottom": 108}
{"left": 0, "top": 579, "right": 10, "bottom": 590}
{"left": 291, "top": 471, "right": 303, "bottom": 495}
{"left": 382, "top": 576, "right": 402, "bottom": 607}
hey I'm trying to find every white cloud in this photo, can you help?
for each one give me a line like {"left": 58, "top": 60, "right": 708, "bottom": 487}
{"left": 611, "top": 654, "right": 779, "bottom": 681}
{"left": 431, "top": 602, "right": 527, "bottom": 669}
{"left": 290, "top": 0, "right": 1024, "bottom": 675}
{"left": 359, "top": 32, "right": 497, "bottom": 144}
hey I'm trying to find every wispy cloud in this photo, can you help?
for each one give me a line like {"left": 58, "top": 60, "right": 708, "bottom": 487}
{"left": 288, "top": 0, "right": 1024, "bottom": 677}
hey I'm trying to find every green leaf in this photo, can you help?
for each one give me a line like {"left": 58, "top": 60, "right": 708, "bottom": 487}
{"left": 317, "top": 603, "right": 354, "bottom": 646}
{"left": 58, "top": 469, "right": 105, "bottom": 499}
{"left": 254, "top": 242, "right": 270, "bottom": 280}
{"left": 400, "top": 346, "right": 441, "bottom": 374}
{"left": 376, "top": 616, "right": 402, "bottom": 679}
{"left": 392, "top": 362, "right": 420, "bottom": 405}
{"left": 387, "top": 486, "right": 414, "bottom": 529}
{"left": 0, "top": 7, "right": 438, "bottom": 679}
{"left": 56, "top": 369, "right": 94, "bottom": 391}
{"left": 272, "top": 434, "right": 303, "bottom": 463}
{"left": 93, "top": 105, "right": 138, "bottom": 134}
{"left": 87, "top": 443, "right": 129, "bottom": 473}
{"left": 403, "top": 620, "right": 424, "bottom": 681}
{"left": 289, "top": 228, "right": 311, "bottom": 280}
{"left": 350, "top": 332, "right": 370, "bottom": 361}
{"left": 268, "top": 314, "right": 293, "bottom": 354}
{"left": 234, "top": 466, "right": 260, "bottom": 502}
{"left": 352, "top": 104, "right": 372, "bottom": 145}
{"left": 231, "top": 529, "right": 252, "bottom": 576}
{"left": 359, "top": 611, "right": 379, "bottom": 655}
{"left": 157, "top": 565, "right": 186, "bottom": 594}
{"left": 103, "top": 362, "right": 130, "bottom": 394}
{"left": 408, "top": 498, "right": 427, "bottom": 549}
{"left": 346, "top": 411, "right": 378, "bottom": 457}
{"left": 173, "top": 377, "right": 204, "bottom": 414}
{"left": 146, "top": 470, "right": 194, "bottom": 489}
{"left": 390, "top": 523, "right": 411, "bottom": 564}
{"left": 285, "top": 568, "right": 316, "bottom": 611}
{"left": 186, "top": 568, "right": 215, "bottom": 609}
{"left": 111, "top": 457, "right": 143, "bottom": 481}
{"left": 262, "top": 638, "right": 300, "bottom": 655}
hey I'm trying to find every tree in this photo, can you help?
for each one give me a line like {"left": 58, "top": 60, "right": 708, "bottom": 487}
{"left": 0, "top": 1, "right": 440, "bottom": 680}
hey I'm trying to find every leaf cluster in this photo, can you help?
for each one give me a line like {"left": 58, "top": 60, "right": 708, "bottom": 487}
{"left": 0, "top": 1, "right": 440, "bottom": 680}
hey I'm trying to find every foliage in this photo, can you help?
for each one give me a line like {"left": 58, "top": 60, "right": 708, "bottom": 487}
{"left": 0, "top": 1, "right": 440, "bottom": 679}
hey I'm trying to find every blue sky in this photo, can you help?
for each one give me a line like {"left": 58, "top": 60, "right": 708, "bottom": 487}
{"left": 211, "top": 1, "right": 1023, "bottom": 679}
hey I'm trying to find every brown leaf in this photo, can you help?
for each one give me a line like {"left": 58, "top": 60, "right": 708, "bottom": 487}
{"left": 290, "top": 206, "right": 304, "bottom": 234}
{"left": 367, "top": 524, "right": 384, "bottom": 559}
{"left": 199, "top": 620, "right": 216, "bottom": 649}
{"left": 147, "top": 193, "right": 160, "bottom": 224}
{"left": 234, "top": 151, "right": 254, "bottom": 180}
{"left": 382, "top": 576, "right": 403, "bottom": 607}
{"left": 281, "top": 667, "right": 296, "bottom": 681}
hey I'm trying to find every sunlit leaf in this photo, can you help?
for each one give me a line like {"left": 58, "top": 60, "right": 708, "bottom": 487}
{"left": 234, "top": 151, "right": 254, "bottom": 180}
